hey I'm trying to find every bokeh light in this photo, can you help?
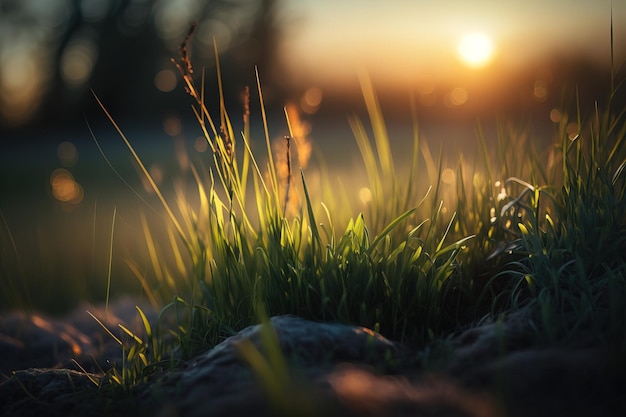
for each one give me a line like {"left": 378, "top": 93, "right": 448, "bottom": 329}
{"left": 198, "top": 19, "right": 233, "bottom": 52}
{"left": 567, "top": 122, "right": 579, "bottom": 140}
{"left": 0, "top": 41, "right": 48, "bottom": 126}
{"left": 163, "top": 114, "right": 183, "bottom": 136}
{"left": 284, "top": 103, "right": 312, "bottom": 168}
{"left": 50, "top": 169, "right": 83, "bottom": 206}
{"left": 359, "top": 187, "right": 372, "bottom": 205}
{"left": 60, "top": 35, "right": 98, "bottom": 88}
{"left": 153, "top": 0, "right": 203, "bottom": 45}
{"left": 441, "top": 168, "right": 456, "bottom": 185}
{"left": 155, "top": 69, "right": 178, "bottom": 92}
{"left": 301, "top": 87, "right": 323, "bottom": 114}
{"left": 195, "top": 137, "right": 209, "bottom": 153}
{"left": 80, "top": 0, "right": 112, "bottom": 22}
{"left": 533, "top": 80, "right": 549, "bottom": 102}
{"left": 141, "top": 164, "right": 164, "bottom": 193}
{"left": 446, "top": 87, "right": 468, "bottom": 107}
{"left": 57, "top": 141, "right": 78, "bottom": 167}
{"left": 549, "top": 108, "right": 562, "bottom": 123}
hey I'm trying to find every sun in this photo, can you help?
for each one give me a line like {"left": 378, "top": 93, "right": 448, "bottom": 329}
{"left": 458, "top": 32, "right": 494, "bottom": 68}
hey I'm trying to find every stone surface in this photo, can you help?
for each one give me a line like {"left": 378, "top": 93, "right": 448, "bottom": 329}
{"left": 0, "top": 296, "right": 155, "bottom": 375}
{"left": 0, "top": 368, "right": 103, "bottom": 417}
{"left": 137, "top": 315, "right": 501, "bottom": 417}
{"left": 1, "top": 305, "right": 625, "bottom": 417}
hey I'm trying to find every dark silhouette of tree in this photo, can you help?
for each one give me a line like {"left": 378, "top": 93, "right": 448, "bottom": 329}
{"left": 0, "top": 0, "right": 284, "bottom": 133}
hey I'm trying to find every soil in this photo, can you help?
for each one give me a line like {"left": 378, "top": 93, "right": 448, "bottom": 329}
{"left": 1, "top": 298, "right": 625, "bottom": 417}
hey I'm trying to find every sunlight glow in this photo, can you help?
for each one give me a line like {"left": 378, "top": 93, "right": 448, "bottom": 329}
{"left": 457, "top": 32, "right": 494, "bottom": 68}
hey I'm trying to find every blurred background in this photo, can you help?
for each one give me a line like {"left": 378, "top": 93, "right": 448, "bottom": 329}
{"left": 1, "top": 0, "right": 625, "bottom": 312}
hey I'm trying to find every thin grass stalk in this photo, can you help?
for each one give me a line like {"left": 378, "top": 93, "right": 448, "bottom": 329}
{"left": 0, "top": 210, "right": 31, "bottom": 308}
{"left": 92, "top": 93, "right": 190, "bottom": 253}
{"left": 358, "top": 70, "right": 394, "bottom": 180}
{"left": 404, "top": 95, "right": 421, "bottom": 213}
{"left": 256, "top": 67, "right": 282, "bottom": 213}
{"left": 105, "top": 206, "right": 117, "bottom": 320}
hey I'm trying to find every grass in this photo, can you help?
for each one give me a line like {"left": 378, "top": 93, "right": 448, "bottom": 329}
{"left": 85, "top": 23, "right": 626, "bottom": 387}
{"left": 86, "top": 31, "right": 626, "bottom": 388}
{"left": 2, "top": 26, "right": 624, "bottom": 395}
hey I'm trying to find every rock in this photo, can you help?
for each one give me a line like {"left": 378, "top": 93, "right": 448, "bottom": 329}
{"left": 464, "top": 348, "right": 626, "bottom": 417}
{"left": 1, "top": 311, "right": 624, "bottom": 417}
{"left": 138, "top": 315, "right": 406, "bottom": 416}
{"left": 0, "top": 368, "right": 104, "bottom": 417}
{"left": 443, "top": 310, "right": 626, "bottom": 417}
{"left": 138, "top": 315, "right": 501, "bottom": 417}
{"left": 445, "top": 310, "right": 536, "bottom": 378}
{"left": 0, "top": 296, "right": 155, "bottom": 375}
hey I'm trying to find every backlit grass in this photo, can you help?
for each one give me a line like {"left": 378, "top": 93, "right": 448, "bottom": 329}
{"left": 1, "top": 23, "right": 622, "bottom": 390}
{"left": 84, "top": 29, "right": 626, "bottom": 387}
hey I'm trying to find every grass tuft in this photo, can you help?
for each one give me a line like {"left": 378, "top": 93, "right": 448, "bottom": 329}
{"left": 84, "top": 25, "right": 626, "bottom": 387}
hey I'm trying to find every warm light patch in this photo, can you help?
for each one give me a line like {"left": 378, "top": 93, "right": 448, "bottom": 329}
{"left": 195, "top": 136, "right": 208, "bottom": 153}
{"left": 163, "top": 114, "right": 182, "bottom": 136}
{"left": 447, "top": 88, "right": 468, "bottom": 107}
{"left": 441, "top": 168, "right": 456, "bottom": 185}
{"left": 458, "top": 32, "right": 493, "bottom": 68}
{"left": 155, "top": 69, "right": 177, "bottom": 92}
{"left": 50, "top": 169, "right": 83, "bottom": 205}
{"left": 566, "top": 122, "right": 579, "bottom": 140}
{"left": 533, "top": 80, "right": 548, "bottom": 102}
{"left": 60, "top": 37, "right": 98, "bottom": 87}
{"left": 549, "top": 108, "right": 562, "bottom": 123}
{"left": 0, "top": 44, "right": 46, "bottom": 126}
{"left": 359, "top": 187, "right": 372, "bottom": 205}
{"left": 301, "top": 87, "right": 323, "bottom": 114}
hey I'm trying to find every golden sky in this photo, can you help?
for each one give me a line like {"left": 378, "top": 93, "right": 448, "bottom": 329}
{"left": 280, "top": 0, "right": 624, "bottom": 89}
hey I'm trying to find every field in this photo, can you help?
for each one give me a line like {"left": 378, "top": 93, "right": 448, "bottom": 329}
{"left": 1, "top": 31, "right": 625, "bottom": 417}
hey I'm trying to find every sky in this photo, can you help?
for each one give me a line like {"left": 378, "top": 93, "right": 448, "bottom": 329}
{"left": 279, "top": 0, "right": 624, "bottom": 89}
{"left": 0, "top": 0, "right": 624, "bottom": 131}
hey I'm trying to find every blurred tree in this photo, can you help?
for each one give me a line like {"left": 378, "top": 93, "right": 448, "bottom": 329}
{"left": 0, "top": 0, "right": 283, "bottom": 134}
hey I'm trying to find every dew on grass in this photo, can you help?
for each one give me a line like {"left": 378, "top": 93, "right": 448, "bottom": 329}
{"left": 497, "top": 186, "right": 507, "bottom": 202}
